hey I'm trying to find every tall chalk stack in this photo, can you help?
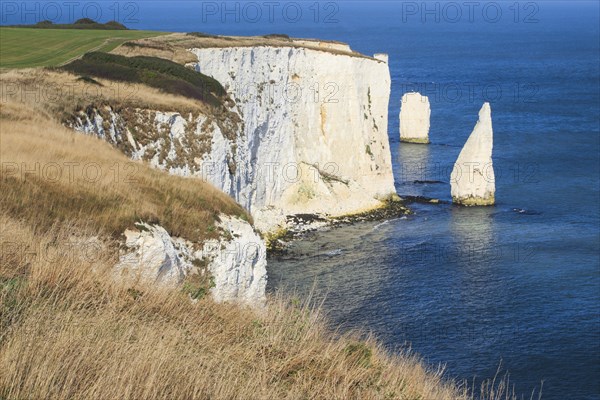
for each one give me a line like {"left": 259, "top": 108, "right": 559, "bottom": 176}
{"left": 451, "top": 102, "right": 495, "bottom": 206}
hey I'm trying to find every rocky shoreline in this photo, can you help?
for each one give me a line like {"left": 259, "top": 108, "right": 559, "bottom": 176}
{"left": 265, "top": 194, "right": 452, "bottom": 256}
{"left": 266, "top": 197, "right": 414, "bottom": 255}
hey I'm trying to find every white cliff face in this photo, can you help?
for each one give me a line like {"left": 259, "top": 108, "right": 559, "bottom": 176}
{"left": 115, "top": 217, "right": 267, "bottom": 306}
{"left": 399, "top": 92, "right": 430, "bottom": 144}
{"left": 450, "top": 103, "right": 495, "bottom": 206}
{"left": 191, "top": 46, "right": 396, "bottom": 231}
{"left": 202, "top": 216, "right": 267, "bottom": 305}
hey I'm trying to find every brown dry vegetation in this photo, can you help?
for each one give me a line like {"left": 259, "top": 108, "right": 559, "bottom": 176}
{"left": 0, "top": 68, "right": 242, "bottom": 168}
{"left": 0, "top": 69, "right": 243, "bottom": 184}
{"left": 0, "top": 214, "right": 527, "bottom": 400}
{"left": 113, "top": 34, "right": 201, "bottom": 65}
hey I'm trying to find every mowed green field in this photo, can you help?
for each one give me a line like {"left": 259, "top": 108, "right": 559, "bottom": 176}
{"left": 0, "top": 28, "right": 166, "bottom": 68}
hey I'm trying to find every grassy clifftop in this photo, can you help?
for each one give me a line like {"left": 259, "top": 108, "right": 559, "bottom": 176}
{"left": 0, "top": 27, "right": 165, "bottom": 68}
{"left": 0, "top": 23, "right": 376, "bottom": 70}
{"left": 0, "top": 213, "right": 479, "bottom": 400}
{"left": 113, "top": 32, "right": 377, "bottom": 62}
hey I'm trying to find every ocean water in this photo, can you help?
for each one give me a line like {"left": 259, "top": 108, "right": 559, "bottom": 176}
{"left": 8, "top": 1, "right": 598, "bottom": 398}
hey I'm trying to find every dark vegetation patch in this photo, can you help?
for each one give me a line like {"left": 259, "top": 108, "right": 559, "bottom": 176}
{"left": 12, "top": 19, "right": 128, "bottom": 30}
{"left": 122, "top": 41, "right": 169, "bottom": 50}
{"left": 262, "top": 33, "right": 291, "bottom": 40}
{"left": 61, "top": 52, "right": 226, "bottom": 107}
{"left": 182, "top": 272, "right": 215, "bottom": 301}
{"left": 188, "top": 32, "right": 220, "bottom": 39}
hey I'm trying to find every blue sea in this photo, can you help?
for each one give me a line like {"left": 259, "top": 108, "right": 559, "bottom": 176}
{"left": 7, "top": 1, "right": 599, "bottom": 398}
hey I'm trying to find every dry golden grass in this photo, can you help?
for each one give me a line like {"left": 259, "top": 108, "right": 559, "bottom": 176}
{"left": 110, "top": 32, "right": 375, "bottom": 62}
{"left": 0, "top": 213, "right": 532, "bottom": 400}
{"left": 111, "top": 34, "right": 201, "bottom": 65}
{"left": 0, "top": 99, "right": 248, "bottom": 242}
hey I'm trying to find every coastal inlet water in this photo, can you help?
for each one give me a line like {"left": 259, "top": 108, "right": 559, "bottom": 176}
{"left": 29, "top": 1, "right": 598, "bottom": 398}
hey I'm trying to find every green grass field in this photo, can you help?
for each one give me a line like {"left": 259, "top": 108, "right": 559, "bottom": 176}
{"left": 0, "top": 28, "right": 166, "bottom": 68}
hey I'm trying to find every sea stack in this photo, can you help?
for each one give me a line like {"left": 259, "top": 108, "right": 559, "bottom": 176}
{"left": 451, "top": 102, "right": 495, "bottom": 206}
{"left": 399, "top": 92, "right": 431, "bottom": 143}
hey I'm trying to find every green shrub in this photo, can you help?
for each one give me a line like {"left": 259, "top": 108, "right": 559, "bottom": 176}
{"left": 17, "top": 19, "right": 128, "bottom": 30}
{"left": 182, "top": 274, "right": 215, "bottom": 300}
{"left": 188, "top": 32, "right": 219, "bottom": 39}
{"left": 104, "top": 20, "right": 127, "bottom": 29}
{"left": 263, "top": 34, "right": 291, "bottom": 40}
{"left": 74, "top": 18, "right": 96, "bottom": 25}
{"left": 61, "top": 52, "right": 226, "bottom": 106}
{"left": 344, "top": 342, "right": 373, "bottom": 368}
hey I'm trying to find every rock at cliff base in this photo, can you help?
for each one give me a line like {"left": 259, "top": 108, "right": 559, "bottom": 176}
{"left": 450, "top": 103, "right": 495, "bottom": 206}
{"left": 399, "top": 92, "right": 431, "bottom": 144}
{"left": 116, "top": 224, "right": 191, "bottom": 288}
{"left": 206, "top": 215, "right": 267, "bottom": 306}
{"left": 115, "top": 217, "right": 267, "bottom": 307}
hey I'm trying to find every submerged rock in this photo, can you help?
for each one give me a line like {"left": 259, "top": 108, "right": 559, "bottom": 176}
{"left": 399, "top": 92, "right": 431, "bottom": 144}
{"left": 450, "top": 103, "right": 495, "bottom": 206}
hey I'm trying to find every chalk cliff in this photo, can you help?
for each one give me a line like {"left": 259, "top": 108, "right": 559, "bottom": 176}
{"left": 190, "top": 46, "right": 396, "bottom": 231}
{"left": 68, "top": 38, "right": 395, "bottom": 305}
{"left": 72, "top": 41, "right": 396, "bottom": 233}
{"left": 450, "top": 103, "right": 495, "bottom": 206}
{"left": 399, "top": 92, "right": 430, "bottom": 144}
